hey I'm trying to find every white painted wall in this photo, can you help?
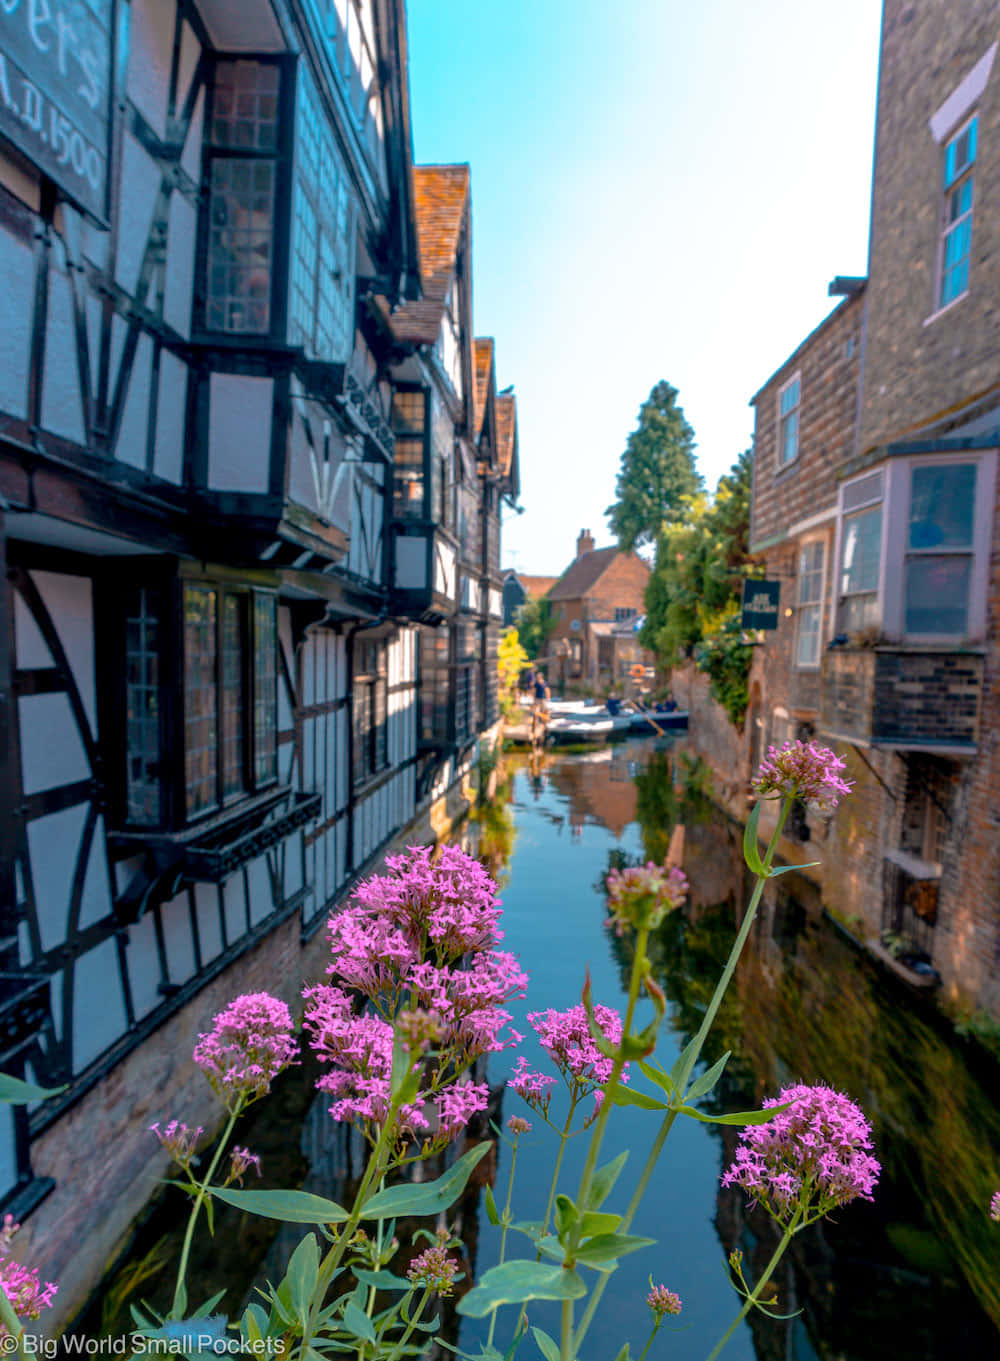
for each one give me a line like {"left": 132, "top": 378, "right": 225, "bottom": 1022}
{"left": 208, "top": 375, "right": 273, "bottom": 492}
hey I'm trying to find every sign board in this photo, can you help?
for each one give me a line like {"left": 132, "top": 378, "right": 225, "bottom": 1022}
{"left": 0, "top": 1, "right": 114, "bottom": 221}
{"left": 741, "top": 579, "right": 781, "bottom": 630}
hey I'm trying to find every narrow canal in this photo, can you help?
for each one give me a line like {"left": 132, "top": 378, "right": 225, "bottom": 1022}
{"left": 78, "top": 739, "right": 1000, "bottom": 1359}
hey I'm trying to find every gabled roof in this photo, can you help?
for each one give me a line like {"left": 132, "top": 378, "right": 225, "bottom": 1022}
{"left": 390, "top": 165, "right": 469, "bottom": 345}
{"left": 496, "top": 389, "right": 519, "bottom": 499}
{"left": 473, "top": 338, "right": 494, "bottom": 440}
{"left": 520, "top": 574, "right": 558, "bottom": 597}
{"left": 549, "top": 547, "right": 647, "bottom": 602}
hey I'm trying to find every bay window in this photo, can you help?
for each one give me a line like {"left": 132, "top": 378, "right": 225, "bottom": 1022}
{"left": 903, "top": 463, "right": 976, "bottom": 636}
{"left": 838, "top": 471, "right": 883, "bottom": 632}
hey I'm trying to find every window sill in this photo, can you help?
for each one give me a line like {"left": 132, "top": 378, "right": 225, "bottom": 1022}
{"left": 772, "top": 458, "right": 801, "bottom": 482}
{"left": 110, "top": 787, "right": 322, "bottom": 894}
{"left": 922, "top": 291, "right": 969, "bottom": 327}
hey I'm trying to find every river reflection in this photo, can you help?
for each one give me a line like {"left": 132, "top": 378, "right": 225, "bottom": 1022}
{"left": 78, "top": 741, "right": 1000, "bottom": 1358}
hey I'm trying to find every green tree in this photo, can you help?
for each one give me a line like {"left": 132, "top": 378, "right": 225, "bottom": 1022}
{"left": 516, "top": 594, "right": 557, "bottom": 660}
{"left": 606, "top": 381, "right": 704, "bottom": 552}
{"left": 496, "top": 628, "right": 528, "bottom": 717}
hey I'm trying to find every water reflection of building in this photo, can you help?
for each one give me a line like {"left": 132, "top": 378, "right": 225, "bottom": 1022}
{"left": 544, "top": 749, "right": 638, "bottom": 837}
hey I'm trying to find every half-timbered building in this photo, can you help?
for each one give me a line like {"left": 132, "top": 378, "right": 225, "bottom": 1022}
{"left": 0, "top": 0, "right": 519, "bottom": 1318}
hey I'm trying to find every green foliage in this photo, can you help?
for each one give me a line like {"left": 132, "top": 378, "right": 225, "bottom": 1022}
{"left": 640, "top": 449, "right": 756, "bottom": 728}
{"left": 516, "top": 595, "right": 557, "bottom": 660}
{"left": 497, "top": 628, "right": 529, "bottom": 717}
{"left": 606, "top": 381, "right": 703, "bottom": 552}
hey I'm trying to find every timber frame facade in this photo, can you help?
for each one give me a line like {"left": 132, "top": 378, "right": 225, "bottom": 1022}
{"left": 0, "top": 0, "right": 519, "bottom": 1282}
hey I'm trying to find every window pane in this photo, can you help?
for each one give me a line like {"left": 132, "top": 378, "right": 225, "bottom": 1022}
{"left": 780, "top": 410, "right": 798, "bottom": 465}
{"left": 253, "top": 595, "right": 277, "bottom": 785}
{"left": 207, "top": 158, "right": 275, "bottom": 334}
{"left": 909, "top": 464, "right": 976, "bottom": 548}
{"left": 796, "top": 602, "right": 821, "bottom": 667}
{"left": 392, "top": 391, "right": 427, "bottom": 518}
{"left": 211, "top": 61, "right": 281, "bottom": 150}
{"left": 798, "top": 541, "right": 824, "bottom": 605}
{"left": 125, "top": 588, "right": 161, "bottom": 824}
{"left": 841, "top": 506, "right": 882, "bottom": 595}
{"left": 780, "top": 378, "right": 799, "bottom": 415}
{"left": 185, "top": 586, "right": 218, "bottom": 817}
{"left": 905, "top": 556, "right": 971, "bottom": 635}
{"left": 222, "top": 595, "right": 245, "bottom": 798}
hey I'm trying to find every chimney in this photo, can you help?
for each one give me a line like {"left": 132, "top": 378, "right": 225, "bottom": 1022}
{"left": 576, "top": 528, "right": 594, "bottom": 558}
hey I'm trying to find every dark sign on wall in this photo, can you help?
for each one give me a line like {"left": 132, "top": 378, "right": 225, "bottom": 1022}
{"left": 741, "top": 579, "right": 781, "bottom": 630}
{"left": 0, "top": 0, "right": 113, "bottom": 220}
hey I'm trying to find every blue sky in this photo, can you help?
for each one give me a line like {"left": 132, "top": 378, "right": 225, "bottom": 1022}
{"left": 407, "top": 0, "right": 883, "bottom": 575}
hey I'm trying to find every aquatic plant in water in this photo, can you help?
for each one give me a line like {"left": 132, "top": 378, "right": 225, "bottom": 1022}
{"left": 106, "top": 743, "right": 882, "bottom": 1361}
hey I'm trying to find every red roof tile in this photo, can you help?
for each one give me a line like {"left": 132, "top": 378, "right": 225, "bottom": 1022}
{"left": 473, "top": 338, "right": 494, "bottom": 437}
{"left": 496, "top": 391, "right": 516, "bottom": 476}
{"left": 519, "top": 574, "right": 558, "bottom": 597}
{"left": 548, "top": 547, "right": 649, "bottom": 602}
{"left": 390, "top": 165, "right": 469, "bottom": 345}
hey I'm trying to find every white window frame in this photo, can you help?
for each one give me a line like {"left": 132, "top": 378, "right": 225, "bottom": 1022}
{"left": 776, "top": 372, "right": 801, "bottom": 469}
{"left": 833, "top": 469, "right": 886, "bottom": 636}
{"left": 795, "top": 535, "right": 827, "bottom": 669}
{"left": 834, "top": 451, "right": 997, "bottom": 643}
{"left": 935, "top": 114, "right": 977, "bottom": 312}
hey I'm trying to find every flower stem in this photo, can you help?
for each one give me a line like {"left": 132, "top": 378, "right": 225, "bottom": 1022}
{"left": 560, "top": 1297, "right": 574, "bottom": 1361}
{"left": 542, "top": 1098, "right": 578, "bottom": 1233}
{"left": 170, "top": 1107, "right": 241, "bottom": 1318}
{"left": 705, "top": 1210, "right": 801, "bottom": 1361}
{"left": 636, "top": 1320, "right": 661, "bottom": 1361}
{"left": 383, "top": 1288, "right": 430, "bottom": 1361}
{"left": 486, "top": 1133, "right": 524, "bottom": 1351}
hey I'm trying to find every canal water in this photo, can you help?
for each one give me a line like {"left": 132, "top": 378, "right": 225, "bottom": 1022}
{"left": 78, "top": 739, "right": 1000, "bottom": 1359}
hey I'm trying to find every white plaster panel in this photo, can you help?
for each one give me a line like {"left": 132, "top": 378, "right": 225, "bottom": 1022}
{"left": 278, "top": 669, "right": 294, "bottom": 734}
{"left": 178, "top": 21, "right": 201, "bottom": 114}
{"left": 285, "top": 835, "right": 303, "bottom": 897}
{"left": 302, "top": 716, "right": 316, "bottom": 789}
{"left": 27, "top": 803, "right": 85, "bottom": 952}
{"left": 117, "top": 133, "right": 161, "bottom": 295}
{"left": 13, "top": 592, "right": 52, "bottom": 670}
{"left": 288, "top": 406, "right": 314, "bottom": 511}
{"left": 279, "top": 737, "right": 294, "bottom": 786}
{"left": 155, "top": 349, "right": 187, "bottom": 484}
{"left": 395, "top": 537, "right": 426, "bottom": 589}
{"left": 41, "top": 267, "right": 85, "bottom": 445}
{"left": 314, "top": 831, "right": 326, "bottom": 909}
{"left": 18, "top": 695, "right": 89, "bottom": 795}
{"left": 303, "top": 639, "right": 316, "bottom": 708}
{"left": 164, "top": 193, "right": 196, "bottom": 337}
{"left": 247, "top": 855, "right": 271, "bottom": 926}
{"left": 337, "top": 709, "right": 348, "bottom": 808}
{"left": 223, "top": 873, "right": 246, "bottom": 944}
{"left": 208, "top": 374, "right": 273, "bottom": 492}
{"left": 110, "top": 314, "right": 127, "bottom": 399}
{"left": 77, "top": 817, "right": 112, "bottom": 931}
{"left": 161, "top": 891, "right": 196, "bottom": 983}
{"left": 325, "top": 711, "right": 335, "bottom": 811}
{"left": 128, "top": 0, "right": 175, "bottom": 140}
{"left": 32, "top": 571, "right": 97, "bottom": 734}
{"left": 181, "top": 86, "right": 205, "bottom": 184}
{"left": 0, "top": 230, "right": 32, "bottom": 418}
{"left": 82, "top": 220, "right": 109, "bottom": 272}
{"left": 126, "top": 912, "right": 162, "bottom": 1019}
{"left": 116, "top": 332, "right": 153, "bottom": 469}
{"left": 73, "top": 940, "right": 128, "bottom": 1072}
{"left": 85, "top": 292, "right": 102, "bottom": 404}
{"left": 113, "top": 854, "right": 145, "bottom": 898}
{"left": 195, "top": 882, "right": 223, "bottom": 962}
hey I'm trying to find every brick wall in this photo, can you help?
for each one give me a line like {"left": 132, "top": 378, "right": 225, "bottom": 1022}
{"left": 859, "top": 1, "right": 1000, "bottom": 452}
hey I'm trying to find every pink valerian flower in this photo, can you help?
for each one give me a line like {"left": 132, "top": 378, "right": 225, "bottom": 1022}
{"left": 606, "top": 861, "right": 689, "bottom": 934}
{"left": 149, "top": 1120, "right": 203, "bottom": 1166}
{"left": 721, "top": 1083, "right": 880, "bottom": 1226}
{"left": 406, "top": 1234, "right": 462, "bottom": 1297}
{"left": 751, "top": 741, "right": 853, "bottom": 815}
{"left": 647, "top": 1282, "right": 682, "bottom": 1319}
{"left": 507, "top": 1115, "right": 532, "bottom": 1136}
{"left": 228, "top": 1146, "right": 262, "bottom": 1185}
{"left": 0, "top": 1220, "right": 56, "bottom": 1331}
{"left": 528, "top": 1003, "right": 628, "bottom": 1093}
{"left": 436, "top": 1081, "right": 490, "bottom": 1138}
{"left": 508, "top": 1056, "right": 557, "bottom": 1117}
{"left": 990, "top": 1190, "right": 1000, "bottom": 1223}
{"left": 193, "top": 992, "right": 299, "bottom": 1111}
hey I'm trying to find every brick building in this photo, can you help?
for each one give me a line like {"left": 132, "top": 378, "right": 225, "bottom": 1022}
{"left": 739, "top": 1, "right": 1000, "bottom": 1016}
{"left": 542, "top": 530, "right": 652, "bottom": 694}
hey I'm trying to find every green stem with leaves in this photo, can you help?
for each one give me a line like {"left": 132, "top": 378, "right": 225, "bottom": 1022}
{"left": 486, "top": 1130, "right": 526, "bottom": 1351}
{"left": 383, "top": 1287, "right": 430, "bottom": 1361}
{"left": 0, "top": 1286, "right": 25, "bottom": 1358}
{"left": 705, "top": 1205, "right": 803, "bottom": 1361}
{"left": 542, "top": 1098, "right": 578, "bottom": 1233}
{"left": 574, "top": 797, "right": 792, "bottom": 1355}
{"left": 170, "top": 1106, "right": 242, "bottom": 1318}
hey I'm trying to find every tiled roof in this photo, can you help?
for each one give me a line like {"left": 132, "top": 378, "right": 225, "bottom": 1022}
{"left": 473, "top": 338, "right": 494, "bottom": 437}
{"left": 496, "top": 391, "right": 516, "bottom": 476}
{"left": 549, "top": 547, "right": 649, "bottom": 601}
{"left": 390, "top": 165, "right": 469, "bottom": 345}
{"left": 520, "top": 574, "right": 559, "bottom": 597}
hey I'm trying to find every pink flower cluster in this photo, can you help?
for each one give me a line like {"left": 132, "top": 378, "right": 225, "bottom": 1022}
{"left": 722, "top": 1083, "right": 880, "bottom": 1224}
{"left": 508, "top": 1004, "right": 627, "bottom": 1118}
{"left": 406, "top": 1234, "right": 461, "bottom": 1297}
{"left": 646, "top": 1282, "right": 682, "bottom": 1319}
{"left": 149, "top": 1120, "right": 203, "bottom": 1167}
{"left": 751, "top": 741, "right": 853, "bottom": 815}
{"left": 990, "top": 1190, "right": 1000, "bottom": 1223}
{"left": 193, "top": 992, "right": 299, "bottom": 1111}
{"left": 605, "top": 861, "right": 689, "bottom": 934}
{"left": 0, "top": 1216, "right": 56, "bottom": 1333}
{"left": 304, "top": 846, "right": 526, "bottom": 1147}
{"left": 228, "top": 1146, "right": 262, "bottom": 1185}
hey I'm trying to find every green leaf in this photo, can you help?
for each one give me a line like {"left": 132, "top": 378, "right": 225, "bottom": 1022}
{"left": 531, "top": 1328, "right": 561, "bottom": 1361}
{"left": 608, "top": 1085, "right": 668, "bottom": 1112}
{"left": 192, "top": 1291, "right": 227, "bottom": 1318}
{"left": 0, "top": 1073, "right": 65, "bottom": 1104}
{"left": 573, "top": 1234, "right": 655, "bottom": 1270}
{"left": 677, "top": 1102, "right": 791, "bottom": 1126}
{"left": 685, "top": 1051, "right": 731, "bottom": 1103}
{"left": 743, "top": 800, "right": 766, "bottom": 876}
{"left": 352, "top": 1268, "right": 412, "bottom": 1293}
{"left": 285, "top": 1233, "right": 319, "bottom": 1326}
{"left": 241, "top": 1304, "right": 264, "bottom": 1346}
{"left": 637, "top": 1060, "right": 677, "bottom": 1099}
{"left": 534, "top": 1239, "right": 565, "bottom": 1264}
{"left": 578, "top": 1211, "right": 621, "bottom": 1237}
{"left": 342, "top": 1299, "right": 376, "bottom": 1345}
{"left": 457, "top": 1261, "right": 587, "bottom": 1318}
{"left": 362, "top": 1141, "right": 491, "bottom": 1219}
{"left": 510, "top": 1219, "right": 546, "bottom": 1239}
{"left": 587, "top": 1151, "right": 628, "bottom": 1210}
{"left": 484, "top": 1183, "right": 501, "bottom": 1227}
{"left": 208, "top": 1187, "right": 348, "bottom": 1224}
{"left": 769, "top": 862, "right": 820, "bottom": 878}
{"left": 390, "top": 1036, "right": 421, "bottom": 1105}
{"left": 613, "top": 1346, "right": 630, "bottom": 1361}
{"left": 554, "top": 1194, "right": 577, "bottom": 1240}
{"left": 668, "top": 1035, "right": 700, "bottom": 1093}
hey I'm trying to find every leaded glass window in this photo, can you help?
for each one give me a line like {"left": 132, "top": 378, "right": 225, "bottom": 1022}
{"left": 222, "top": 595, "right": 246, "bottom": 798}
{"left": 391, "top": 389, "right": 427, "bottom": 519}
{"left": 211, "top": 61, "right": 280, "bottom": 150}
{"left": 352, "top": 638, "right": 387, "bottom": 785}
{"left": 206, "top": 158, "right": 275, "bottom": 334}
{"left": 184, "top": 586, "right": 218, "bottom": 817}
{"left": 125, "top": 588, "right": 161, "bottom": 824}
{"left": 254, "top": 594, "right": 278, "bottom": 785}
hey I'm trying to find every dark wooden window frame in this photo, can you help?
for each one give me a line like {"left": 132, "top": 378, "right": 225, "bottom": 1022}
{"left": 390, "top": 383, "right": 430, "bottom": 522}
{"left": 352, "top": 636, "right": 389, "bottom": 788}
